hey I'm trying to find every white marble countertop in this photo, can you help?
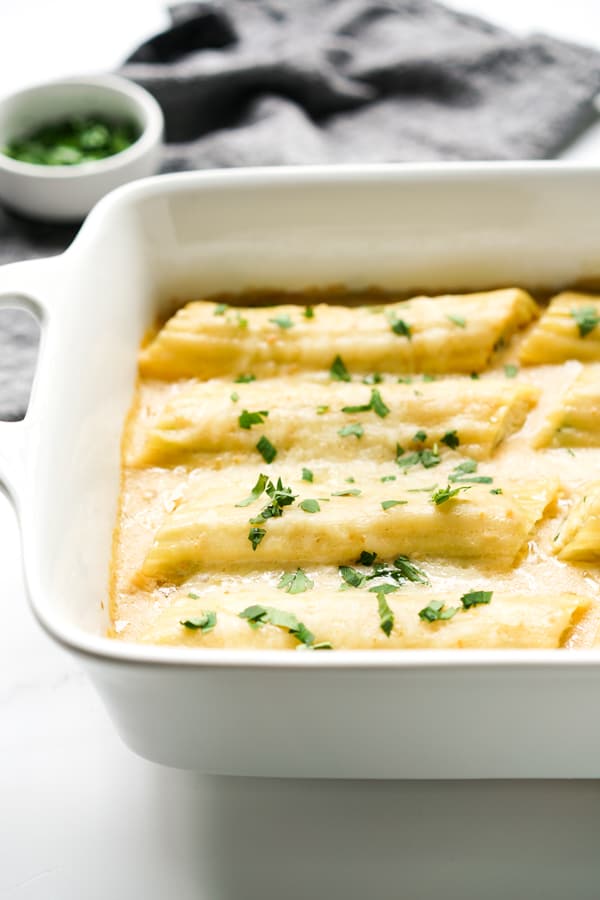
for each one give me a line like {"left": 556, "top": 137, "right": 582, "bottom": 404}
{"left": 2, "top": 3, "right": 600, "bottom": 898}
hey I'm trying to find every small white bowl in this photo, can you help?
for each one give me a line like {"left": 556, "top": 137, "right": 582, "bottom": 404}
{"left": 0, "top": 75, "right": 164, "bottom": 222}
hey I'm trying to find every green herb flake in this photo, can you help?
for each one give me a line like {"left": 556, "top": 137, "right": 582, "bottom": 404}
{"left": 448, "top": 459, "right": 478, "bottom": 482}
{"left": 377, "top": 591, "right": 395, "bottom": 637}
{"left": 341, "top": 401, "right": 372, "bottom": 414}
{"left": 331, "top": 489, "right": 362, "bottom": 497}
{"left": 418, "top": 600, "right": 458, "bottom": 623}
{"left": 363, "top": 373, "right": 382, "bottom": 384}
{"left": 490, "top": 487, "right": 503, "bottom": 495}
{"left": 388, "top": 313, "right": 412, "bottom": 339}
{"left": 370, "top": 389, "right": 390, "bottom": 418}
{"left": 571, "top": 306, "right": 600, "bottom": 338}
{"left": 236, "top": 473, "right": 269, "bottom": 507}
{"left": 447, "top": 314, "right": 466, "bottom": 328}
{"left": 339, "top": 565, "right": 366, "bottom": 588}
{"left": 236, "top": 313, "right": 248, "bottom": 329}
{"left": 381, "top": 499, "right": 408, "bottom": 510}
{"left": 461, "top": 590, "right": 493, "bottom": 609}
{"left": 330, "top": 355, "right": 351, "bottom": 382}
{"left": 214, "top": 303, "right": 228, "bottom": 315}
{"left": 393, "top": 555, "right": 429, "bottom": 584}
{"left": 234, "top": 373, "right": 256, "bottom": 383}
{"left": 180, "top": 611, "right": 217, "bottom": 633}
{"left": 239, "top": 409, "right": 269, "bottom": 429}
{"left": 357, "top": 550, "right": 378, "bottom": 566}
{"left": 277, "top": 568, "right": 314, "bottom": 594}
{"left": 504, "top": 364, "right": 519, "bottom": 378}
{"left": 256, "top": 435, "right": 277, "bottom": 464}
{"left": 431, "top": 484, "right": 471, "bottom": 506}
{"left": 300, "top": 499, "right": 321, "bottom": 513}
{"left": 397, "top": 376, "right": 413, "bottom": 384}
{"left": 303, "top": 306, "right": 315, "bottom": 319}
{"left": 413, "top": 430, "right": 427, "bottom": 443}
{"left": 470, "top": 372, "right": 480, "bottom": 380}
{"left": 248, "top": 527, "right": 266, "bottom": 550}
{"left": 316, "top": 405, "right": 330, "bottom": 415}
{"left": 269, "top": 313, "right": 294, "bottom": 329}
{"left": 380, "top": 475, "right": 397, "bottom": 482}
{"left": 441, "top": 430, "right": 460, "bottom": 450}
{"left": 338, "top": 423, "right": 364, "bottom": 439}
{"left": 230, "top": 392, "right": 239, "bottom": 403}
{"left": 239, "top": 604, "right": 319, "bottom": 648}
{"left": 301, "top": 467, "right": 314, "bottom": 483}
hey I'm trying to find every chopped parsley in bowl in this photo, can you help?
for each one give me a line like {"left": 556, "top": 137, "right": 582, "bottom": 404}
{"left": 2, "top": 116, "right": 140, "bottom": 167}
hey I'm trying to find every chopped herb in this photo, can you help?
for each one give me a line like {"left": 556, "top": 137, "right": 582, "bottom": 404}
{"left": 303, "top": 306, "right": 314, "bottom": 319}
{"left": 419, "top": 448, "right": 441, "bottom": 468}
{"left": 214, "top": 303, "right": 228, "bottom": 315}
{"left": 441, "top": 430, "right": 460, "bottom": 450}
{"left": 310, "top": 642, "right": 334, "bottom": 650}
{"left": 180, "top": 611, "right": 217, "bottom": 632}
{"left": 380, "top": 475, "right": 397, "bottom": 482}
{"left": 461, "top": 590, "right": 493, "bottom": 609}
{"left": 397, "top": 376, "right": 413, "bottom": 384}
{"left": 230, "top": 392, "right": 239, "bottom": 402}
{"left": 393, "top": 555, "right": 429, "bottom": 584}
{"left": 377, "top": 591, "right": 395, "bottom": 637}
{"left": 406, "top": 485, "right": 438, "bottom": 492}
{"left": 422, "top": 373, "right": 437, "bottom": 383}
{"left": 332, "top": 489, "right": 362, "bottom": 497}
{"left": 363, "top": 373, "right": 382, "bottom": 384}
{"left": 277, "top": 568, "right": 314, "bottom": 594}
{"left": 413, "top": 430, "right": 427, "bottom": 443}
{"left": 256, "top": 435, "right": 277, "bottom": 464}
{"left": 571, "top": 306, "right": 600, "bottom": 338}
{"left": 447, "top": 314, "right": 466, "bottom": 328}
{"left": 248, "top": 527, "right": 266, "bottom": 550}
{"left": 300, "top": 499, "right": 320, "bottom": 513}
{"left": 504, "top": 364, "right": 519, "bottom": 378}
{"left": 247, "top": 477, "right": 297, "bottom": 524}
{"left": 470, "top": 372, "right": 480, "bottom": 380}
{"left": 302, "top": 467, "right": 314, "bottom": 483}
{"left": 431, "top": 484, "right": 471, "bottom": 505}
{"left": 269, "top": 313, "right": 294, "bottom": 329}
{"left": 316, "top": 405, "right": 329, "bottom": 415}
{"left": 566, "top": 448, "right": 576, "bottom": 457}
{"left": 388, "top": 313, "right": 412, "bottom": 339}
{"left": 448, "top": 459, "right": 477, "bottom": 482}
{"left": 339, "top": 565, "right": 366, "bottom": 588}
{"left": 368, "top": 582, "right": 399, "bottom": 595}
{"left": 236, "top": 473, "right": 269, "bottom": 507}
{"left": 341, "top": 401, "right": 372, "bottom": 414}
{"left": 239, "top": 604, "right": 319, "bottom": 647}
{"left": 419, "top": 600, "right": 458, "bottom": 623}
{"left": 381, "top": 499, "right": 408, "bottom": 510}
{"left": 330, "top": 355, "right": 351, "bottom": 382}
{"left": 236, "top": 313, "right": 248, "bottom": 329}
{"left": 234, "top": 373, "right": 256, "bottom": 383}
{"left": 239, "top": 409, "right": 269, "bottom": 429}
{"left": 490, "top": 487, "right": 503, "bottom": 495}
{"left": 346, "top": 477, "right": 355, "bottom": 483}
{"left": 357, "top": 550, "right": 378, "bottom": 566}
{"left": 458, "top": 475, "right": 493, "bottom": 484}
{"left": 395, "top": 447, "right": 441, "bottom": 470}
{"left": 338, "top": 423, "right": 364, "bottom": 439}
{"left": 370, "top": 389, "right": 390, "bottom": 418}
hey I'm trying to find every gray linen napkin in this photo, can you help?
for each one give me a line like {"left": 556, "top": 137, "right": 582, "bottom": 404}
{"left": 2, "top": 0, "right": 600, "bottom": 419}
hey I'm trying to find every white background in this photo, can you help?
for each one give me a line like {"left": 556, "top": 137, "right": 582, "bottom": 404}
{"left": 2, "top": 2, "right": 600, "bottom": 898}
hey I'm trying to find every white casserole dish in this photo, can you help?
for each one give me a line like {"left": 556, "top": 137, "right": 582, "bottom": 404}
{"left": 3, "top": 163, "right": 600, "bottom": 778}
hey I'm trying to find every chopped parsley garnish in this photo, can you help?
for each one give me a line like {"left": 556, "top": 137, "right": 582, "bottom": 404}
{"left": 341, "top": 401, "right": 371, "bottom": 414}
{"left": 571, "top": 306, "right": 600, "bottom": 338}
{"left": 214, "top": 303, "right": 228, "bottom": 315}
{"left": 447, "top": 313, "right": 466, "bottom": 328}
{"left": 490, "top": 487, "right": 503, "bottom": 495}
{"left": 250, "top": 478, "right": 297, "bottom": 522}
{"left": 448, "top": 458, "right": 492, "bottom": 484}
{"left": 377, "top": 591, "right": 394, "bottom": 636}
{"left": 302, "top": 467, "right": 314, "bottom": 482}
{"left": 388, "top": 313, "right": 412, "bottom": 339}
{"left": 470, "top": 372, "right": 479, "bottom": 379}
{"left": 461, "top": 590, "right": 493, "bottom": 608}
{"left": 396, "top": 447, "right": 441, "bottom": 470}
{"left": 236, "top": 473, "right": 269, "bottom": 507}
{"left": 413, "top": 430, "right": 427, "bottom": 443}
{"left": 504, "top": 364, "right": 519, "bottom": 378}
{"left": 346, "top": 476, "right": 355, "bottom": 483}
{"left": 381, "top": 499, "right": 407, "bottom": 510}
{"left": 235, "top": 312, "right": 248, "bottom": 329}
{"left": 277, "top": 568, "right": 314, "bottom": 594}
{"left": 431, "top": 484, "right": 471, "bottom": 505}
{"left": 419, "top": 600, "right": 458, "bottom": 623}
{"left": 330, "top": 355, "right": 351, "bottom": 382}
{"left": 304, "top": 306, "right": 315, "bottom": 319}
{"left": 397, "top": 376, "right": 413, "bottom": 384}
{"left": 234, "top": 373, "right": 256, "bottom": 383}
{"left": 269, "top": 313, "right": 294, "bottom": 329}
{"left": 357, "top": 550, "right": 377, "bottom": 565}
{"left": 316, "top": 405, "right": 329, "bottom": 414}
{"left": 331, "top": 489, "right": 362, "bottom": 497}
{"left": 363, "top": 373, "right": 383, "bottom": 384}
{"left": 230, "top": 392, "right": 239, "bottom": 402}
{"left": 248, "top": 527, "right": 266, "bottom": 550}
{"left": 300, "top": 499, "right": 320, "bottom": 513}
{"left": 339, "top": 566, "right": 366, "bottom": 588}
{"left": 239, "top": 408, "right": 269, "bottom": 429}
{"left": 393, "top": 555, "right": 429, "bottom": 584}
{"left": 256, "top": 435, "right": 277, "bottom": 463}
{"left": 239, "top": 604, "right": 323, "bottom": 648}
{"left": 338, "top": 423, "right": 364, "bottom": 439}
{"left": 381, "top": 475, "right": 397, "bottom": 482}
{"left": 341, "top": 388, "right": 390, "bottom": 419}
{"left": 180, "top": 611, "right": 217, "bottom": 632}
{"left": 441, "top": 430, "right": 460, "bottom": 450}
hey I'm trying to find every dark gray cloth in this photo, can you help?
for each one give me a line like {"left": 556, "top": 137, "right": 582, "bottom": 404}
{"left": 3, "top": 0, "right": 600, "bottom": 419}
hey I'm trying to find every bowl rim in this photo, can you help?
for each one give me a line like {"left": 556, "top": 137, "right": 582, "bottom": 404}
{"left": 0, "top": 73, "right": 164, "bottom": 178}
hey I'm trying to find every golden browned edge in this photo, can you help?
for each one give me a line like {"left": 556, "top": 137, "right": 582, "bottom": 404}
{"left": 110, "top": 284, "right": 596, "bottom": 648}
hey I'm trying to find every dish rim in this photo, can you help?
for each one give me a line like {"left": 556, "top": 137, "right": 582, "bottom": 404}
{"left": 11, "top": 160, "right": 600, "bottom": 670}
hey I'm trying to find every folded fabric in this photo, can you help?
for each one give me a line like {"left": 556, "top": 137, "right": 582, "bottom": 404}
{"left": 2, "top": 0, "right": 600, "bottom": 420}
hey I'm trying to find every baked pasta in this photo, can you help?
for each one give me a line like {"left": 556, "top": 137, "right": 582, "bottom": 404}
{"left": 110, "top": 287, "right": 600, "bottom": 650}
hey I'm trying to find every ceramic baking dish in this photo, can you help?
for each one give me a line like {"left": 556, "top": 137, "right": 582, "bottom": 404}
{"left": 3, "top": 163, "right": 600, "bottom": 778}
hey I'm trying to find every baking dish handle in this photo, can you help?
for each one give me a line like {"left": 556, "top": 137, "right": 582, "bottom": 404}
{"left": 0, "top": 256, "right": 57, "bottom": 508}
